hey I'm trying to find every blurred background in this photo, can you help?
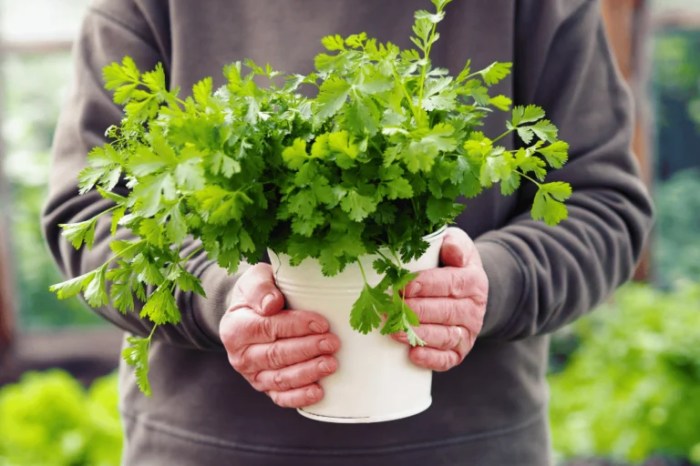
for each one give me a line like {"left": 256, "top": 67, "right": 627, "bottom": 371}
{"left": 0, "top": 0, "right": 699, "bottom": 465}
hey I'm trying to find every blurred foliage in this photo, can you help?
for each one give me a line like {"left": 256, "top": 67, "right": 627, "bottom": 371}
{"left": 652, "top": 29, "right": 700, "bottom": 179}
{"left": 549, "top": 283, "right": 700, "bottom": 465}
{"left": 3, "top": 53, "right": 102, "bottom": 328}
{"left": 0, "top": 370, "right": 122, "bottom": 465}
{"left": 653, "top": 169, "right": 700, "bottom": 288}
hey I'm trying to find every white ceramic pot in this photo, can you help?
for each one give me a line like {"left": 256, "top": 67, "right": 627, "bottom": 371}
{"left": 268, "top": 227, "right": 446, "bottom": 423}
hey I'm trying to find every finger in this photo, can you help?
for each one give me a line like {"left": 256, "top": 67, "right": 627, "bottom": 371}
{"left": 403, "top": 266, "right": 487, "bottom": 300}
{"left": 408, "top": 346, "right": 462, "bottom": 372}
{"left": 440, "top": 227, "right": 474, "bottom": 268}
{"left": 268, "top": 383, "right": 324, "bottom": 408}
{"left": 220, "top": 309, "right": 331, "bottom": 347}
{"left": 234, "top": 333, "right": 340, "bottom": 373}
{"left": 440, "top": 227, "right": 481, "bottom": 267}
{"left": 229, "top": 263, "right": 284, "bottom": 316}
{"left": 404, "top": 297, "right": 486, "bottom": 329}
{"left": 393, "top": 324, "right": 464, "bottom": 351}
{"left": 252, "top": 355, "right": 338, "bottom": 392}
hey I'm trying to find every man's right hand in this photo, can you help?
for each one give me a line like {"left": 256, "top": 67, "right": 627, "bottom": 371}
{"left": 219, "top": 264, "right": 340, "bottom": 408}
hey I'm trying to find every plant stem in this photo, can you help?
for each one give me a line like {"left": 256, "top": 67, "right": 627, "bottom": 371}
{"left": 492, "top": 128, "right": 514, "bottom": 144}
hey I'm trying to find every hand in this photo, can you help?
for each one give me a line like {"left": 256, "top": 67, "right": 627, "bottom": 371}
{"left": 219, "top": 264, "right": 341, "bottom": 408}
{"left": 393, "top": 227, "right": 488, "bottom": 371}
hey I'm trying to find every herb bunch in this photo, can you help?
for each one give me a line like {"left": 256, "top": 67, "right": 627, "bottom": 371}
{"left": 51, "top": 0, "right": 571, "bottom": 395}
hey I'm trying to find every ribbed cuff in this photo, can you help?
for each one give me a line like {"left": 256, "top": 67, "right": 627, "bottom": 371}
{"left": 474, "top": 239, "right": 527, "bottom": 338}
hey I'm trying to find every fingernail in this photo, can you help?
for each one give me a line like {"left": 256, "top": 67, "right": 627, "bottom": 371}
{"left": 318, "top": 360, "right": 331, "bottom": 373}
{"left": 306, "top": 386, "right": 319, "bottom": 400}
{"left": 309, "top": 321, "right": 327, "bottom": 334}
{"left": 318, "top": 338, "right": 334, "bottom": 352}
{"left": 407, "top": 282, "right": 421, "bottom": 297}
{"left": 261, "top": 293, "right": 275, "bottom": 312}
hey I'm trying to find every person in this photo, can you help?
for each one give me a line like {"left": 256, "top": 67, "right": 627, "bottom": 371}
{"left": 42, "top": 0, "right": 654, "bottom": 464}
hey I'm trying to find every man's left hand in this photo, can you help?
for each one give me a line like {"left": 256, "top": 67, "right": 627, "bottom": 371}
{"left": 392, "top": 227, "right": 488, "bottom": 371}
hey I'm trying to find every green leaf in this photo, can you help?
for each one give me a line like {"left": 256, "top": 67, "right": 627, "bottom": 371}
{"left": 140, "top": 287, "right": 181, "bottom": 325}
{"left": 103, "top": 56, "right": 140, "bottom": 92}
{"left": 83, "top": 265, "right": 109, "bottom": 307}
{"left": 490, "top": 95, "right": 512, "bottom": 111}
{"left": 321, "top": 34, "right": 346, "bottom": 51}
{"left": 512, "top": 104, "right": 546, "bottom": 126}
{"left": 194, "top": 186, "right": 253, "bottom": 224}
{"left": 49, "top": 270, "right": 99, "bottom": 300}
{"left": 426, "top": 197, "right": 461, "bottom": 224}
{"left": 479, "top": 62, "right": 512, "bottom": 86}
{"left": 340, "top": 190, "right": 378, "bottom": 221}
{"left": 122, "top": 336, "right": 152, "bottom": 396}
{"left": 531, "top": 119, "right": 558, "bottom": 143}
{"left": 350, "top": 285, "right": 391, "bottom": 334}
{"left": 192, "top": 77, "right": 213, "bottom": 105}
{"left": 538, "top": 141, "right": 570, "bottom": 168}
{"left": 60, "top": 218, "right": 98, "bottom": 249}
{"left": 131, "top": 173, "right": 177, "bottom": 217}
{"left": 314, "top": 77, "right": 351, "bottom": 122}
{"left": 282, "top": 138, "right": 310, "bottom": 170}
{"left": 532, "top": 182, "right": 572, "bottom": 226}
{"left": 142, "top": 63, "right": 166, "bottom": 93}
{"left": 111, "top": 207, "right": 126, "bottom": 236}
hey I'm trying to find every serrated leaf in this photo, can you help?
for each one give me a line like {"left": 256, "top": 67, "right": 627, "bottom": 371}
{"left": 60, "top": 218, "right": 98, "bottom": 249}
{"left": 142, "top": 63, "right": 166, "bottom": 94}
{"left": 340, "top": 190, "right": 378, "bottom": 221}
{"left": 49, "top": 270, "right": 98, "bottom": 300}
{"left": 282, "top": 138, "right": 310, "bottom": 170}
{"left": 321, "top": 34, "right": 345, "bottom": 51}
{"left": 192, "top": 77, "right": 213, "bottom": 105}
{"left": 314, "top": 77, "right": 351, "bottom": 122}
{"left": 111, "top": 206, "right": 126, "bottom": 235}
{"left": 532, "top": 182, "right": 572, "bottom": 226}
{"left": 122, "top": 336, "right": 152, "bottom": 396}
{"left": 538, "top": 141, "right": 570, "bottom": 168}
{"left": 512, "top": 104, "right": 545, "bottom": 126}
{"left": 490, "top": 95, "right": 512, "bottom": 111}
{"left": 350, "top": 285, "right": 391, "bottom": 334}
{"left": 531, "top": 119, "right": 558, "bottom": 143}
{"left": 84, "top": 265, "right": 109, "bottom": 307}
{"left": 479, "top": 62, "right": 512, "bottom": 86}
{"left": 140, "top": 287, "right": 181, "bottom": 325}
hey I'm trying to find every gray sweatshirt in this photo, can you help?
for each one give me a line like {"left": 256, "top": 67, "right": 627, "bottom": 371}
{"left": 43, "top": 0, "right": 653, "bottom": 464}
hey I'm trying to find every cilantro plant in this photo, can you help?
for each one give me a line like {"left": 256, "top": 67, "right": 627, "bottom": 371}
{"left": 51, "top": 0, "right": 571, "bottom": 395}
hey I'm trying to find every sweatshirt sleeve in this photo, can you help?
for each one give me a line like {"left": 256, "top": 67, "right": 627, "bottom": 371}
{"left": 475, "top": 0, "right": 654, "bottom": 340}
{"left": 41, "top": 4, "right": 235, "bottom": 350}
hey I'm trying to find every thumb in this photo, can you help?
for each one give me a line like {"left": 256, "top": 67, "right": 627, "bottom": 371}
{"left": 229, "top": 263, "right": 285, "bottom": 317}
{"left": 439, "top": 227, "right": 472, "bottom": 268}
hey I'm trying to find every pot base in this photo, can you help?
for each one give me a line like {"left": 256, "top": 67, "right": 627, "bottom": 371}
{"left": 297, "top": 397, "right": 432, "bottom": 424}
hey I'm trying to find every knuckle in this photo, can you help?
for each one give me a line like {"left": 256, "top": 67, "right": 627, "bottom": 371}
{"left": 265, "top": 343, "right": 284, "bottom": 368}
{"left": 249, "top": 372, "right": 266, "bottom": 392}
{"left": 260, "top": 316, "right": 275, "bottom": 341}
{"left": 232, "top": 347, "right": 254, "bottom": 373}
{"left": 449, "top": 271, "right": 470, "bottom": 297}
{"left": 273, "top": 372, "right": 290, "bottom": 391}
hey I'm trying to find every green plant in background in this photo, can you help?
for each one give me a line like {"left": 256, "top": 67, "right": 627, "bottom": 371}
{"left": 654, "top": 169, "right": 700, "bottom": 288}
{"left": 549, "top": 283, "right": 700, "bottom": 465}
{"left": 3, "top": 53, "right": 103, "bottom": 328}
{"left": 0, "top": 370, "right": 122, "bottom": 466}
{"left": 652, "top": 29, "right": 700, "bottom": 179}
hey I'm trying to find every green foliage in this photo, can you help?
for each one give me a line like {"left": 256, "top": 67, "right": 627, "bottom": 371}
{"left": 549, "top": 284, "right": 700, "bottom": 464}
{"left": 0, "top": 371, "right": 122, "bottom": 465}
{"left": 52, "top": 1, "right": 571, "bottom": 393}
{"left": 654, "top": 169, "right": 700, "bottom": 288}
{"left": 2, "top": 53, "right": 103, "bottom": 329}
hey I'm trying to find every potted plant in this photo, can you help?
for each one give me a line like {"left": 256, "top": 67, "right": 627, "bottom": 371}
{"left": 51, "top": 0, "right": 571, "bottom": 422}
